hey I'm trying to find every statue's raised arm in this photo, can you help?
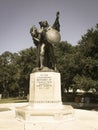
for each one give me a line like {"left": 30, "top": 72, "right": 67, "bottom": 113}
{"left": 52, "top": 11, "right": 60, "bottom": 32}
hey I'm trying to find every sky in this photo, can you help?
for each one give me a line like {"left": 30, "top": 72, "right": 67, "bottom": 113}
{"left": 0, "top": 0, "right": 98, "bottom": 54}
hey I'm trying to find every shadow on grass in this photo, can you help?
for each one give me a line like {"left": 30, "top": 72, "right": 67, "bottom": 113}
{"left": 0, "top": 108, "right": 11, "bottom": 112}
{"left": 0, "top": 98, "right": 28, "bottom": 104}
{"left": 63, "top": 102, "right": 98, "bottom": 111}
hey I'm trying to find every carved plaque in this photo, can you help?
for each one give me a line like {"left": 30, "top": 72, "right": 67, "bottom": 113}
{"left": 35, "top": 73, "right": 54, "bottom": 101}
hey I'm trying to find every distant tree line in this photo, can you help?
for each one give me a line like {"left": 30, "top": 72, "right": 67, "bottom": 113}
{"left": 0, "top": 23, "right": 98, "bottom": 98}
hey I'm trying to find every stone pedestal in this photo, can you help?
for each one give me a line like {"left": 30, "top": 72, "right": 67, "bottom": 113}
{"left": 29, "top": 72, "right": 62, "bottom": 108}
{"left": 16, "top": 71, "right": 74, "bottom": 130}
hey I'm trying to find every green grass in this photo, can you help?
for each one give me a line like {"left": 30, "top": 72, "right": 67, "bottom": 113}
{"left": 0, "top": 108, "right": 11, "bottom": 112}
{"left": 0, "top": 98, "right": 28, "bottom": 104}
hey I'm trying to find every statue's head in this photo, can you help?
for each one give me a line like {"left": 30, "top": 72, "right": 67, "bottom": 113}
{"left": 39, "top": 21, "right": 49, "bottom": 28}
{"left": 30, "top": 26, "right": 38, "bottom": 37}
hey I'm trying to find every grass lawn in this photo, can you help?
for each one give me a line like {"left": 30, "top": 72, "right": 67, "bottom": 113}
{"left": 0, "top": 98, "right": 28, "bottom": 104}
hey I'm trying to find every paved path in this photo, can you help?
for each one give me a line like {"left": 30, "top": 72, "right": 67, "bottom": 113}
{"left": 0, "top": 103, "right": 98, "bottom": 130}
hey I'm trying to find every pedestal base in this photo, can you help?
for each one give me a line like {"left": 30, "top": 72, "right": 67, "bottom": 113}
{"left": 16, "top": 103, "right": 74, "bottom": 130}
{"left": 16, "top": 103, "right": 74, "bottom": 121}
{"left": 16, "top": 104, "right": 74, "bottom": 130}
{"left": 16, "top": 71, "right": 74, "bottom": 130}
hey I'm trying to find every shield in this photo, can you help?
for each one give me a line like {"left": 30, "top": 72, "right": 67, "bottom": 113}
{"left": 45, "top": 27, "right": 61, "bottom": 44}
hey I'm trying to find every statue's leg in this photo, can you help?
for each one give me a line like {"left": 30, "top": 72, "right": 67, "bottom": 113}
{"left": 40, "top": 43, "right": 45, "bottom": 69}
{"left": 36, "top": 45, "right": 40, "bottom": 68}
{"left": 49, "top": 44, "right": 56, "bottom": 69}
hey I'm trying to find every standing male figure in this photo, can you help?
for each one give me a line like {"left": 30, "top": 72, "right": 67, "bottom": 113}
{"left": 30, "top": 12, "right": 61, "bottom": 71}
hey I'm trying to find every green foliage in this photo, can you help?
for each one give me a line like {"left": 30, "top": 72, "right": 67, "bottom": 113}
{"left": 76, "top": 23, "right": 98, "bottom": 92}
{"left": 54, "top": 41, "right": 77, "bottom": 92}
{"left": 0, "top": 51, "right": 18, "bottom": 97}
{"left": 79, "top": 24, "right": 98, "bottom": 58}
{"left": 16, "top": 47, "right": 36, "bottom": 96}
{"left": 72, "top": 74, "right": 98, "bottom": 92}
{"left": 0, "top": 47, "right": 36, "bottom": 97}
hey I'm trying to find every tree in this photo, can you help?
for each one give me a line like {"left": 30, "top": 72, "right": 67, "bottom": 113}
{"left": 0, "top": 47, "right": 37, "bottom": 97}
{"left": 0, "top": 51, "right": 18, "bottom": 97}
{"left": 54, "top": 41, "right": 76, "bottom": 93}
{"left": 73, "top": 74, "right": 98, "bottom": 92}
{"left": 77, "top": 23, "right": 98, "bottom": 92}
{"left": 15, "top": 47, "right": 36, "bottom": 96}
{"left": 78, "top": 24, "right": 98, "bottom": 58}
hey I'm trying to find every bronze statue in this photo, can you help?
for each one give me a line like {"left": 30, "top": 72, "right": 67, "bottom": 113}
{"left": 30, "top": 12, "right": 61, "bottom": 71}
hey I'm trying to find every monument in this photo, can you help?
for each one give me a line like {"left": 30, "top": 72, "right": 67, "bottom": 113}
{"left": 16, "top": 12, "right": 74, "bottom": 130}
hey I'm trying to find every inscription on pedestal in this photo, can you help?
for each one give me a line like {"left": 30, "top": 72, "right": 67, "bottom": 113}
{"left": 35, "top": 73, "right": 54, "bottom": 101}
{"left": 29, "top": 72, "right": 62, "bottom": 104}
{"left": 36, "top": 74, "right": 52, "bottom": 89}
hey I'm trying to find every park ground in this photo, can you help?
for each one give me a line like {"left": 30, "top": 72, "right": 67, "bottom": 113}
{"left": 0, "top": 97, "right": 98, "bottom": 111}
{"left": 0, "top": 100, "right": 98, "bottom": 130}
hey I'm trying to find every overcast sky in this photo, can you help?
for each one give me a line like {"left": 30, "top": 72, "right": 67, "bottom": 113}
{"left": 0, "top": 0, "right": 98, "bottom": 54}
